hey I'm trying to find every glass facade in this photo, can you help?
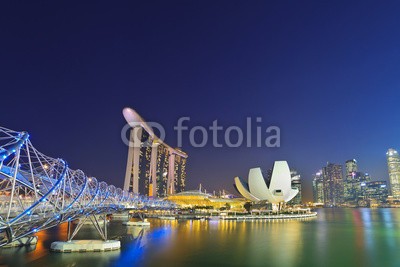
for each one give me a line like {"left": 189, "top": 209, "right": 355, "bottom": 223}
{"left": 322, "top": 163, "right": 343, "bottom": 206}
{"left": 174, "top": 154, "right": 187, "bottom": 193}
{"left": 156, "top": 144, "right": 170, "bottom": 197}
{"left": 312, "top": 172, "right": 324, "bottom": 203}
{"left": 288, "top": 170, "right": 302, "bottom": 205}
{"left": 364, "top": 181, "right": 388, "bottom": 204}
{"left": 124, "top": 128, "right": 188, "bottom": 197}
{"left": 138, "top": 130, "right": 152, "bottom": 195}
{"left": 344, "top": 159, "right": 358, "bottom": 202}
{"left": 387, "top": 148, "right": 400, "bottom": 199}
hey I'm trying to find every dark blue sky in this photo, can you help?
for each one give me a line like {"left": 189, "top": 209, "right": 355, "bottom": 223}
{"left": 1, "top": 1, "right": 400, "bottom": 200}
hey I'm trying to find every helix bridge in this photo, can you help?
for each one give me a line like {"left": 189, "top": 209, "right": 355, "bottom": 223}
{"left": 0, "top": 126, "right": 175, "bottom": 247}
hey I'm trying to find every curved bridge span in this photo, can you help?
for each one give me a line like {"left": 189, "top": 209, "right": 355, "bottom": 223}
{"left": 0, "top": 126, "right": 174, "bottom": 246}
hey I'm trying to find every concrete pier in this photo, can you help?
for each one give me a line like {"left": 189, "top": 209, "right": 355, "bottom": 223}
{"left": 50, "top": 240, "right": 120, "bottom": 253}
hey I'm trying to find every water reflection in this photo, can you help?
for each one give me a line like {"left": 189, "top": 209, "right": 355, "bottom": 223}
{"left": 3, "top": 209, "right": 400, "bottom": 267}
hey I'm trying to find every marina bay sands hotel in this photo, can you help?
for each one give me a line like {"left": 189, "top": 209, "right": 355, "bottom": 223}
{"left": 122, "top": 107, "right": 188, "bottom": 197}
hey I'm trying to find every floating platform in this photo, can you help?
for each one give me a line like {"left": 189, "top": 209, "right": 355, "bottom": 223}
{"left": 112, "top": 213, "right": 129, "bottom": 220}
{"left": 72, "top": 217, "right": 109, "bottom": 225}
{"left": 3, "top": 236, "right": 38, "bottom": 247}
{"left": 50, "top": 240, "right": 120, "bottom": 253}
{"left": 221, "top": 212, "right": 318, "bottom": 221}
{"left": 122, "top": 220, "right": 150, "bottom": 227}
{"left": 158, "top": 216, "right": 176, "bottom": 220}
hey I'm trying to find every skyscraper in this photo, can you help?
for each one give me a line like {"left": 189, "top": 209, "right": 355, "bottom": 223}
{"left": 364, "top": 181, "right": 388, "bottom": 204}
{"left": 124, "top": 136, "right": 188, "bottom": 197}
{"left": 289, "top": 170, "right": 302, "bottom": 205}
{"left": 155, "top": 143, "right": 170, "bottom": 197}
{"left": 312, "top": 171, "right": 324, "bottom": 203}
{"left": 174, "top": 148, "right": 187, "bottom": 193}
{"left": 123, "top": 108, "right": 188, "bottom": 197}
{"left": 343, "top": 159, "right": 372, "bottom": 205}
{"left": 322, "top": 163, "right": 344, "bottom": 206}
{"left": 344, "top": 159, "right": 357, "bottom": 202}
{"left": 355, "top": 172, "right": 371, "bottom": 200}
{"left": 386, "top": 148, "right": 400, "bottom": 199}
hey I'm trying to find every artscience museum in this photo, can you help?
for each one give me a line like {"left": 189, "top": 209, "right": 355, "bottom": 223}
{"left": 234, "top": 161, "right": 298, "bottom": 208}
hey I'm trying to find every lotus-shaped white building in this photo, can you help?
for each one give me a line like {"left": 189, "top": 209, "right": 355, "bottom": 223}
{"left": 234, "top": 161, "right": 298, "bottom": 204}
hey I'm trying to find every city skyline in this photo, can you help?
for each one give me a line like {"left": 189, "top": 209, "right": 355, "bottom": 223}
{"left": 1, "top": 2, "right": 400, "bottom": 202}
{"left": 312, "top": 157, "right": 389, "bottom": 207}
{"left": 2, "top": 2, "right": 400, "bottom": 266}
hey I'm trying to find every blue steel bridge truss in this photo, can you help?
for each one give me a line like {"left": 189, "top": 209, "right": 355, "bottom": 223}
{"left": 0, "top": 126, "right": 175, "bottom": 246}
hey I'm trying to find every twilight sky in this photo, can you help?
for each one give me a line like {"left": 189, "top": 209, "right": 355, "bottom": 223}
{"left": 1, "top": 1, "right": 400, "bottom": 201}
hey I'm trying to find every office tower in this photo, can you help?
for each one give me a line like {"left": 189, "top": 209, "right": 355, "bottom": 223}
{"left": 289, "top": 170, "right": 302, "bottom": 205}
{"left": 322, "top": 163, "right": 344, "bottom": 206}
{"left": 364, "top": 181, "right": 388, "bottom": 204}
{"left": 387, "top": 148, "right": 400, "bottom": 199}
{"left": 355, "top": 172, "right": 371, "bottom": 199}
{"left": 345, "top": 159, "right": 358, "bottom": 179}
{"left": 344, "top": 159, "right": 358, "bottom": 202}
{"left": 312, "top": 171, "right": 324, "bottom": 203}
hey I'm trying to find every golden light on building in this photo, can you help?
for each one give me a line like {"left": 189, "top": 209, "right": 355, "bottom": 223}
{"left": 166, "top": 190, "right": 247, "bottom": 211}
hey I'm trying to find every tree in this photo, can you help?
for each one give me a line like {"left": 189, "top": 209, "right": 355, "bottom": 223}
{"left": 244, "top": 202, "right": 252, "bottom": 213}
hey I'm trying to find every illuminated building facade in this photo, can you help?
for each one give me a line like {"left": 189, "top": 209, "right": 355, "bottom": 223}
{"left": 166, "top": 190, "right": 246, "bottom": 211}
{"left": 123, "top": 108, "right": 188, "bottom": 197}
{"left": 387, "top": 148, "right": 400, "bottom": 199}
{"left": 155, "top": 144, "right": 169, "bottom": 197}
{"left": 342, "top": 159, "right": 375, "bottom": 205}
{"left": 173, "top": 149, "right": 187, "bottom": 193}
{"left": 234, "top": 161, "right": 299, "bottom": 209}
{"left": 138, "top": 131, "right": 152, "bottom": 195}
{"left": 322, "top": 163, "right": 343, "bottom": 206}
{"left": 288, "top": 170, "right": 302, "bottom": 205}
{"left": 364, "top": 181, "right": 388, "bottom": 204}
{"left": 312, "top": 172, "right": 324, "bottom": 203}
{"left": 344, "top": 159, "right": 358, "bottom": 201}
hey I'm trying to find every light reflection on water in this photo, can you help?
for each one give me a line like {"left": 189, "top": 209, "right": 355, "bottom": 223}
{"left": 1, "top": 209, "right": 400, "bottom": 267}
